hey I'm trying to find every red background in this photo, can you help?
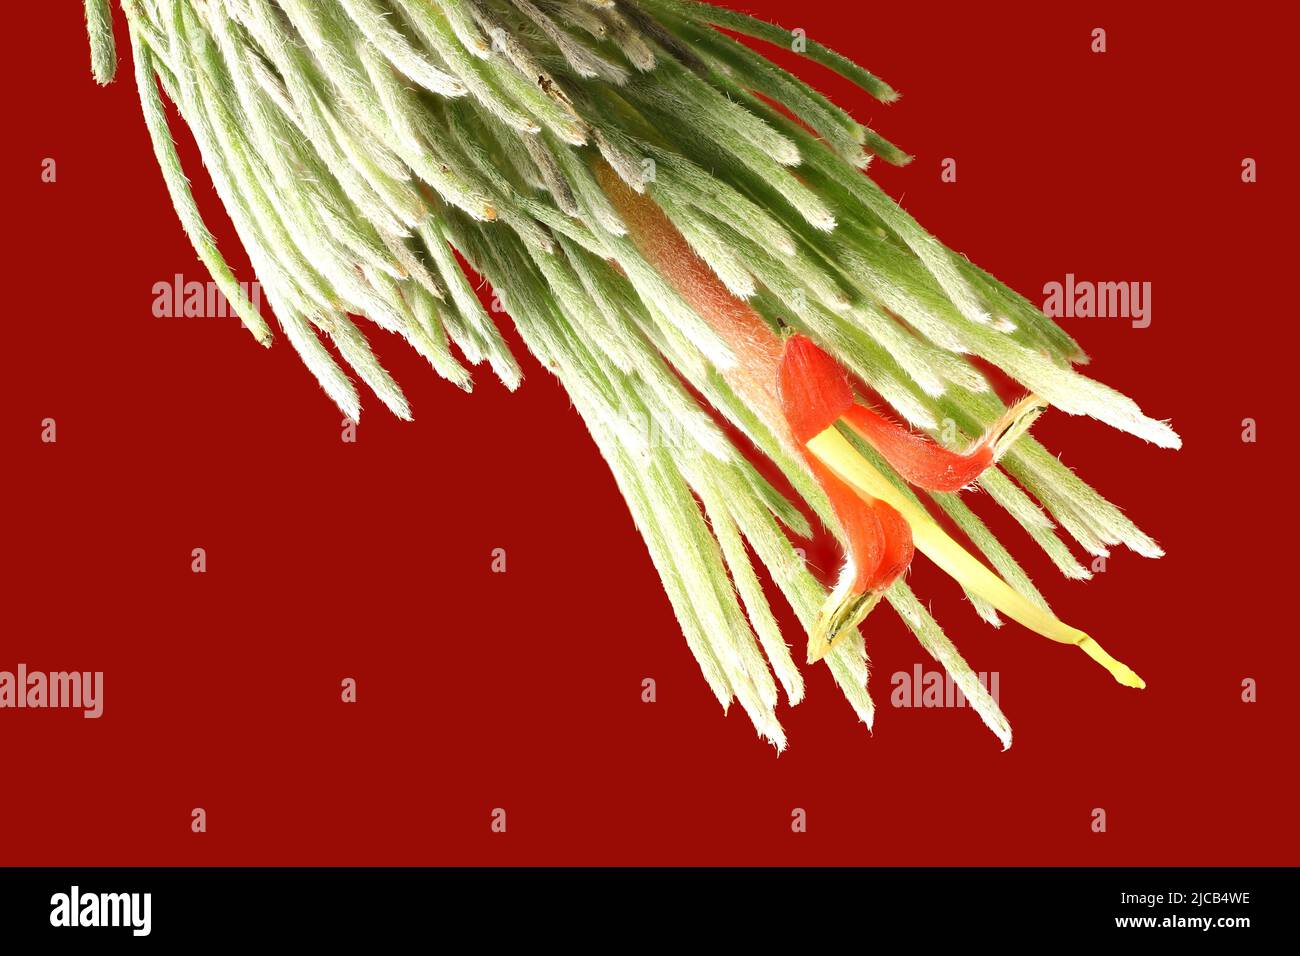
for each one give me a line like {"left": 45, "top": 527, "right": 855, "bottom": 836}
{"left": 5, "top": 2, "right": 1294, "bottom": 865}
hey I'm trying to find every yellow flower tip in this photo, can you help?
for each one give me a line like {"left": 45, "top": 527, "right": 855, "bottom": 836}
{"left": 989, "top": 393, "right": 1050, "bottom": 460}
{"left": 1077, "top": 636, "right": 1146, "bottom": 689}
{"left": 1110, "top": 664, "right": 1146, "bottom": 690}
{"left": 805, "top": 625, "right": 837, "bottom": 664}
{"left": 807, "top": 584, "right": 881, "bottom": 664}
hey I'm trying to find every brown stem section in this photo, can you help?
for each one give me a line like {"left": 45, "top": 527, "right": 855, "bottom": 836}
{"left": 595, "top": 163, "right": 792, "bottom": 449}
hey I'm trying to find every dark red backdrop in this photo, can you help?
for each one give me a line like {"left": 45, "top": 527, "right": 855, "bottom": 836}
{"left": 4, "top": 2, "right": 1293, "bottom": 865}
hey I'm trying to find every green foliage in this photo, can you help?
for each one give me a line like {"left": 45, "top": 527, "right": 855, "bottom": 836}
{"left": 86, "top": 0, "right": 1177, "bottom": 748}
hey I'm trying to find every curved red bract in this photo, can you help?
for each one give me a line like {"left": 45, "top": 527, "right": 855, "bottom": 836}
{"left": 843, "top": 404, "right": 994, "bottom": 493}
